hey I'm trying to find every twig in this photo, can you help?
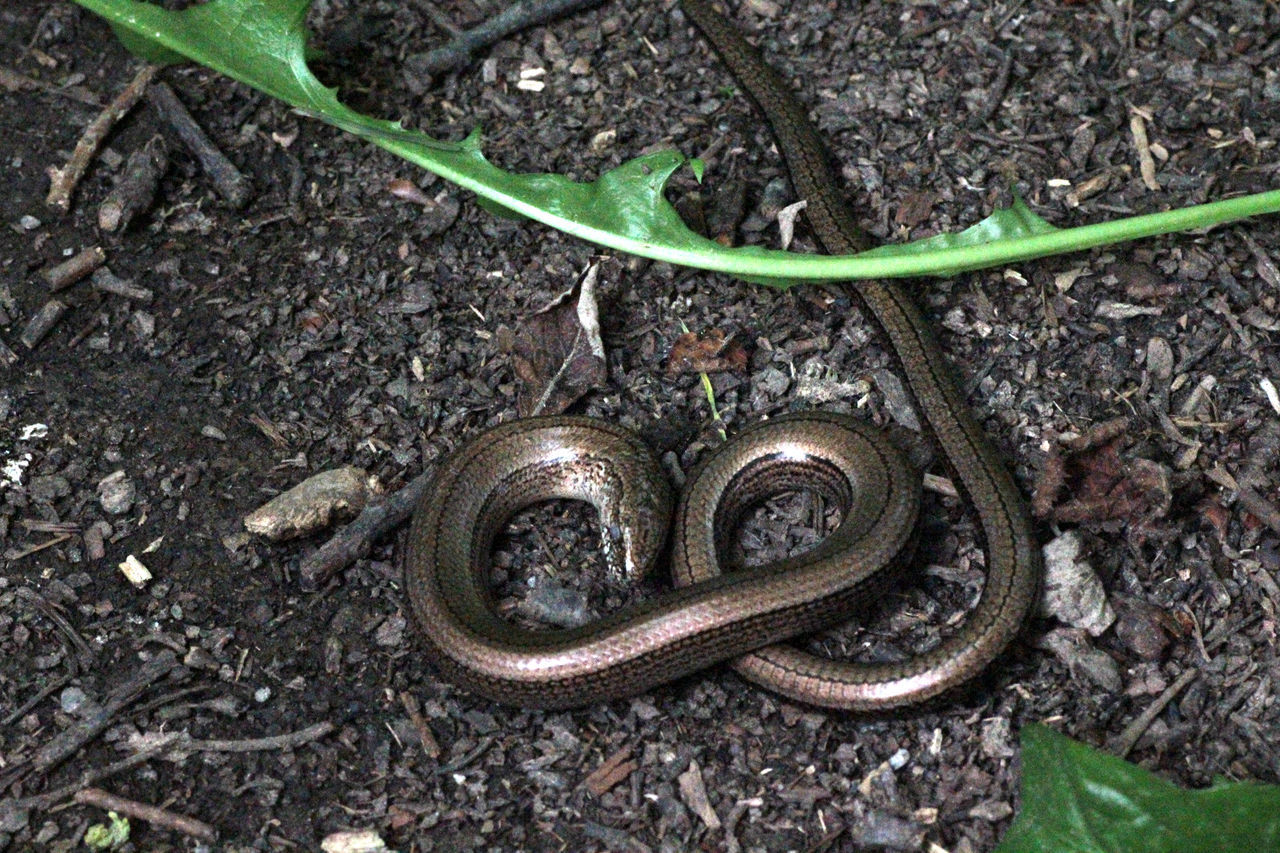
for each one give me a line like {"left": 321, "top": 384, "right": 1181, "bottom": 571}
{"left": 2, "top": 674, "right": 73, "bottom": 727}
{"left": 1111, "top": 667, "right": 1199, "bottom": 757}
{"left": 0, "top": 734, "right": 182, "bottom": 818}
{"left": 299, "top": 471, "right": 433, "bottom": 590}
{"left": 28, "top": 652, "right": 178, "bottom": 774}
{"left": 0, "top": 651, "right": 179, "bottom": 794}
{"left": 410, "top": 0, "right": 465, "bottom": 37}
{"left": 0, "top": 65, "right": 102, "bottom": 106}
{"left": 19, "top": 299, "right": 68, "bottom": 349}
{"left": 993, "top": 0, "right": 1031, "bottom": 33}
{"left": 1109, "top": 613, "right": 1254, "bottom": 758}
{"left": 74, "top": 787, "right": 217, "bottom": 842}
{"left": 976, "top": 50, "right": 1014, "bottom": 125}
{"left": 0, "top": 720, "right": 332, "bottom": 826}
{"left": 583, "top": 745, "right": 637, "bottom": 796}
{"left": 46, "top": 64, "right": 157, "bottom": 212}
{"left": 1128, "top": 106, "right": 1160, "bottom": 191}
{"left": 895, "top": 19, "right": 950, "bottom": 44}
{"left": 399, "top": 691, "right": 441, "bottom": 758}
{"left": 145, "top": 82, "right": 252, "bottom": 208}
{"left": 14, "top": 587, "right": 95, "bottom": 665}
{"left": 406, "top": 0, "right": 605, "bottom": 77}
{"left": 64, "top": 304, "right": 105, "bottom": 350}
{"left": 182, "top": 720, "right": 335, "bottom": 752}
{"left": 0, "top": 721, "right": 332, "bottom": 834}
{"left": 967, "top": 129, "right": 1053, "bottom": 157}
{"left": 5, "top": 532, "right": 74, "bottom": 561}
{"left": 129, "top": 684, "right": 220, "bottom": 718}
{"left": 43, "top": 246, "right": 106, "bottom": 292}
{"left": 91, "top": 267, "right": 154, "bottom": 302}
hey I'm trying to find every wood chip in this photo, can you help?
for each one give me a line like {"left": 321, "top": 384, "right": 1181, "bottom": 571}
{"left": 677, "top": 759, "right": 721, "bottom": 829}
{"left": 118, "top": 555, "right": 153, "bottom": 588}
{"left": 20, "top": 299, "right": 68, "bottom": 348}
{"left": 1128, "top": 107, "right": 1161, "bottom": 191}
{"left": 98, "top": 134, "right": 168, "bottom": 232}
{"left": 583, "top": 745, "right": 636, "bottom": 796}
{"left": 43, "top": 245, "right": 106, "bottom": 291}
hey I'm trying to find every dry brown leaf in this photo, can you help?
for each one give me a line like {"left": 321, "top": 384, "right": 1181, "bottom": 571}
{"left": 499, "top": 265, "right": 607, "bottom": 417}
{"left": 665, "top": 327, "right": 749, "bottom": 377}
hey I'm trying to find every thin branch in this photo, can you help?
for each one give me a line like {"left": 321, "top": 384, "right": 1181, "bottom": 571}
{"left": 46, "top": 63, "right": 157, "bottom": 212}
{"left": 0, "top": 651, "right": 178, "bottom": 794}
{"left": 146, "top": 81, "right": 252, "bottom": 208}
{"left": 1111, "top": 668, "right": 1200, "bottom": 758}
{"left": 0, "top": 64, "right": 102, "bottom": 106}
{"left": 0, "top": 735, "right": 182, "bottom": 817}
{"left": 407, "top": 0, "right": 605, "bottom": 77}
{"left": 183, "top": 721, "right": 336, "bottom": 752}
{"left": 2, "top": 674, "right": 73, "bottom": 728}
{"left": 299, "top": 472, "right": 432, "bottom": 590}
{"left": 75, "top": 787, "right": 217, "bottom": 842}
{"left": 0, "top": 721, "right": 334, "bottom": 823}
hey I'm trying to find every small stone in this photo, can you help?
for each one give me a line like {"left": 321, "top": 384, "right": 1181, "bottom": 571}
{"left": 981, "top": 717, "right": 1015, "bottom": 760}
{"left": 755, "top": 366, "right": 791, "bottom": 397}
{"left": 97, "top": 471, "right": 137, "bottom": 515}
{"left": 243, "top": 466, "right": 371, "bottom": 541}
{"left": 1040, "top": 530, "right": 1115, "bottom": 635}
{"left": 59, "top": 686, "right": 88, "bottom": 715}
{"left": 1112, "top": 596, "right": 1170, "bottom": 661}
{"left": 968, "top": 799, "right": 1013, "bottom": 821}
{"left": 374, "top": 612, "right": 407, "bottom": 647}
{"left": 517, "top": 581, "right": 591, "bottom": 628}
{"left": 131, "top": 310, "right": 156, "bottom": 339}
{"left": 1039, "top": 628, "right": 1123, "bottom": 692}
{"left": 28, "top": 474, "right": 71, "bottom": 502}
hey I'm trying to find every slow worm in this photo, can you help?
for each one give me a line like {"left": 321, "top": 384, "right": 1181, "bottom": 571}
{"left": 402, "top": 0, "right": 1041, "bottom": 710}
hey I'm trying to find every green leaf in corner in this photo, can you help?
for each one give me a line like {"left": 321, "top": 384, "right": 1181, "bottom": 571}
{"left": 997, "top": 724, "right": 1280, "bottom": 853}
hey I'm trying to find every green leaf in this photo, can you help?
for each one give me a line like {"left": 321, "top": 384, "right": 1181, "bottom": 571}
{"left": 112, "top": 26, "right": 185, "bottom": 65}
{"left": 746, "top": 197, "right": 1061, "bottom": 287}
{"left": 83, "top": 812, "right": 130, "bottom": 850}
{"left": 71, "top": 0, "right": 1280, "bottom": 282}
{"left": 860, "top": 196, "right": 1058, "bottom": 259}
{"left": 997, "top": 725, "right": 1280, "bottom": 853}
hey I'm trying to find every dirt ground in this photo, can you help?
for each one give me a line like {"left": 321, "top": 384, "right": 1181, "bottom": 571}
{"left": 2, "top": 0, "right": 1279, "bottom": 850}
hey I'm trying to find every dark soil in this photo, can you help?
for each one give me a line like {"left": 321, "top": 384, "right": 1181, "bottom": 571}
{"left": 3, "top": 1, "right": 1279, "bottom": 850}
